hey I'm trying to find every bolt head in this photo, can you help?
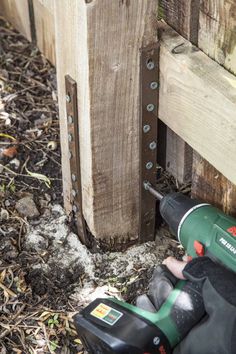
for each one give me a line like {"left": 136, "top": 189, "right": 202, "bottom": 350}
{"left": 153, "top": 337, "right": 160, "bottom": 346}
{"left": 150, "top": 81, "right": 158, "bottom": 90}
{"left": 72, "top": 205, "right": 78, "bottom": 213}
{"left": 146, "top": 61, "right": 155, "bottom": 70}
{"left": 68, "top": 133, "right": 73, "bottom": 142}
{"left": 66, "top": 94, "right": 71, "bottom": 103}
{"left": 143, "top": 181, "right": 151, "bottom": 190}
{"left": 143, "top": 125, "right": 151, "bottom": 133}
{"left": 149, "top": 141, "right": 157, "bottom": 150}
{"left": 68, "top": 115, "right": 73, "bottom": 124}
{"left": 147, "top": 104, "right": 155, "bottom": 112}
{"left": 72, "top": 189, "right": 77, "bottom": 197}
{"left": 146, "top": 162, "right": 153, "bottom": 170}
{"left": 71, "top": 174, "right": 77, "bottom": 182}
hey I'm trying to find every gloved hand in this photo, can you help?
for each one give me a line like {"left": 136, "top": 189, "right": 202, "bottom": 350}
{"left": 173, "top": 256, "right": 236, "bottom": 354}
{"left": 137, "top": 256, "right": 236, "bottom": 354}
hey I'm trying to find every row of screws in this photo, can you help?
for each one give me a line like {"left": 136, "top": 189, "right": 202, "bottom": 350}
{"left": 144, "top": 58, "right": 158, "bottom": 170}
{"left": 66, "top": 93, "right": 79, "bottom": 205}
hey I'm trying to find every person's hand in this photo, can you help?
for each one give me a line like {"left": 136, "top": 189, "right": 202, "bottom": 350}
{"left": 162, "top": 256, "right": 187, "bottom": 280}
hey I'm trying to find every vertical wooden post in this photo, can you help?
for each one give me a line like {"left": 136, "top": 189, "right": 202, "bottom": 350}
{"left": 192, "top": 0, "right": 236, "bottom": 216}
{"left": 55, "top": 0, "right": 158, "bottom": 242}
{"left": 159, "top": 0, "right": 200, "bottom": 183}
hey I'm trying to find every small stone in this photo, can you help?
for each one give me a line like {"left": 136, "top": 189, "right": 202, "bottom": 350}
{"left": 9, "top": 158, "right": 20, "bottom": 170}
{"left": 4, "top": 200, "right": 11, "bottom": 207}
{"left": 15, "top": 196, "right": 40, "bottom": 219}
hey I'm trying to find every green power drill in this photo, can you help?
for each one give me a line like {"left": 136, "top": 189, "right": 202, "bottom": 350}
{"left": 74, "top": 182, "right": 236, "bottom": 354}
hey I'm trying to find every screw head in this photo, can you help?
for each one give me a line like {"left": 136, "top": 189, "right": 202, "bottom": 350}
{"left": 149, "top": 141, "right": 157, "bottom": 150}
{"left": 143, "top": 125, "right": 151, "bottom": 133}
{"left": 71, "top": 174, "right": 77, "bottom": 182}
{"left": 150, "top": 81, "right": 158, "bottom": 90}
{"left": 66, "top": 94, "right": 71, "bottom": 103}
{"left": 146, "top": 162, "right": 153, "bottom": 170}
{"left": 147, "top": 104, "right": 155, "bottom": 112}
{"left": 153, "top": 337, "right": 160, "bottom": 346}
{"left": 72, "top": 189, "right": 77, "bottom": 197}
{"left": 72, "top": 205, "right": 78, "bottom": 213}
{"left": 68, "top": 115, "right": 73, "bottom": 124}
{"left": 68, "top": 133, "right": 73, "bottom": 142}
{"left": 146, "top": 61, "right": 155, "bottom": 70}
{"left": 143, "top": 181, "right": 151, "bottom": 190}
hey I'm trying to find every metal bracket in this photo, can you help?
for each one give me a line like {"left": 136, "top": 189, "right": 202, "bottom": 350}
{"left": 65, "top": 75, "right": 90, "bottom": 246}
{"left": 139, "top": 46, "right": 159, "bottom": 242}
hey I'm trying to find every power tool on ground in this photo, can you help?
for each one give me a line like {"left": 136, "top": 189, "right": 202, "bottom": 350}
{"left": 74, "top": 182, "right": 236, "bottom": 353}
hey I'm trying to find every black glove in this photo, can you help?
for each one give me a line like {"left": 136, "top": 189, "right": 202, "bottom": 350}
{"left": 136, "top": 265, "right": 178, "bottom": 312}
{"left": 136, "top": 265, "right": 205, "bottom": 340}
{"left": 174, "top": 257, "right": 236, "bottom": 354}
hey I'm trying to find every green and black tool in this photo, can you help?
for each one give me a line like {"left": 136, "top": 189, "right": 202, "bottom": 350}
{"left": 74, "top": 182, "right": 236, "bottom": 354}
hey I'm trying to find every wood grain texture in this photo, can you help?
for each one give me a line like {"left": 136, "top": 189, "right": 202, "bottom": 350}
{"left": 192, "top": 153, "right": 236, "bottom": 217}
{"left": 199, "top": 0, "right": 236, "bottom": 74}
{"left": 55, "top": 0, "right": 158, "bottom": 240}
{"left": 159, "top": 0, "right": 200, "bottom": 183}
{"left": 192, "top": 0, "right": 236, "bottom": 213}
{"left": 159, "top": 0, "right": 200, "bottom": 44}
{"left": 0, "top": 0, "right": 31, "bottom": 40}
{"left": 159, "top": 26, "right": 236, "bottom": 186}
{"left": 166, "top": 129, "right": 193, "bottom": 183}
{"left": 33, "top": 0, "right": 55, "bottom": 64}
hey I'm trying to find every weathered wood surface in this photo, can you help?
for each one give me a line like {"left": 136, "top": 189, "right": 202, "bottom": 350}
{"left": 33, "top": 0, "right": 55, "bottom": 64}
{"left": 55, "top": 0, "right": 158, "bottom": 240}
{"left": 166, "top": 129, "right": 193, "bottom": 184}
{"left": 159, "top": 25, "right": 236, "bottom": 186}
{"left": 192, "top": 153, "right": 236, "bottom": 217}
{"left": 159, "top": 0, "right": 200, "bottom": 44}
{"left": 158, "top": 0, "right": 200, "bottom": 183}
{"left": 0, "top": 0, "right": 55, "bottom": 64}
{"left": 192, "top": 0, "right": 236, "bottom": 213}
{"left": 199, "top": 0, "right": 236, "bottom": 74}
{"left": 0, "top": 0, "right": 31, "bottom": 40}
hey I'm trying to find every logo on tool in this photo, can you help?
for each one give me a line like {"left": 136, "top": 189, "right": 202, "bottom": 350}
{"left": 227, "top": 226, "right": 236, "bottom": 237}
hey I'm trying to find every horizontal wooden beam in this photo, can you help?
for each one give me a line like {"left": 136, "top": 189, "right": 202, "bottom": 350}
{"left": 159, "top": 25, "right": 236, "bottom": 185}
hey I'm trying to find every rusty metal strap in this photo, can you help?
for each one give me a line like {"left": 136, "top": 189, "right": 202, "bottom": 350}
{"left": 65, "top": 75, "right": 90, "bottom": 246}
{"left": 139, "top": 46, "right": 159, "bottom": 242}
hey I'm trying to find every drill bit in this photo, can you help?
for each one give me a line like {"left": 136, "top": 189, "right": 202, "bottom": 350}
{"left": 143, "top": 181, "right": 164, "bottom": 201}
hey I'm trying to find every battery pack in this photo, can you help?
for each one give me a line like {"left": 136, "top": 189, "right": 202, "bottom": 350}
{"left": 74, "top": 298, "right": 171, "bottom": 354}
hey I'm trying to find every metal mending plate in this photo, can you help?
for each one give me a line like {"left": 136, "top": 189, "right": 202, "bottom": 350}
{"left": 139, "top": 46, "right": 159, "bottom": 242}
{"left": 65, "top": 75, "right": 90, "bottom": 246}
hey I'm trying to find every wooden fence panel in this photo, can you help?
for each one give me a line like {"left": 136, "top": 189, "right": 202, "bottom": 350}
{"left": 192, "top": 0, "right": 236, "bottom": 216}
{"left": 158, "top": 0, "right": 200, "bottom": 183}
{"left": 0, "top": 0, "right": 55, "bottom": 64}
{"left": 159, "top": 26, "right": 236, "bottom": 186}
{"left": 0, "top": 0, "right": 31, "bottom": 40}
{"left": 33, "top": 0, "right": 55, "bottom": 64}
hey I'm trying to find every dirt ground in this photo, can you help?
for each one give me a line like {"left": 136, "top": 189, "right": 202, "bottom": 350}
{"left": 0, "top": 18, "right": 187, "bottom": 354}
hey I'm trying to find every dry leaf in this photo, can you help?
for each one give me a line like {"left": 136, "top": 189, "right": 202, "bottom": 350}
{"left": 2, "top": 146, "right": 18, "bottom": 158}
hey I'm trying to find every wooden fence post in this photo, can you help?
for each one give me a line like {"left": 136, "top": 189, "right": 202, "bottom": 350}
{"left": 54, "top": 0, "right": 158, "bottom": 242}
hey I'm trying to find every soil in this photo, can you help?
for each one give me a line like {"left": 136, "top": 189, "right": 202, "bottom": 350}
{"left": 0, "top": 18, "right": 188, "bottom": 354}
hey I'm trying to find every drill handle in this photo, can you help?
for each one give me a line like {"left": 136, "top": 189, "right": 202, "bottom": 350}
{"left": 157, "top": 279, "right": 205, "bottom": 348}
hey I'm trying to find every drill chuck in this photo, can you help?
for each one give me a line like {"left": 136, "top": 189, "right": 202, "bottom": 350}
{"left": 159, "top": 192, "right": 201, "bottom": 237}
